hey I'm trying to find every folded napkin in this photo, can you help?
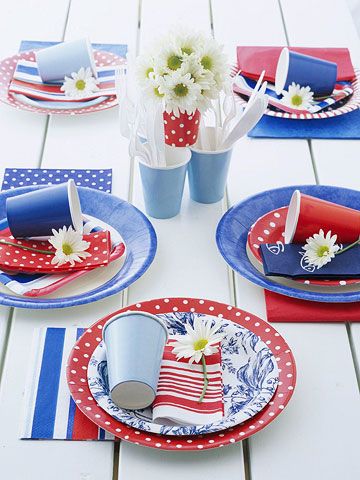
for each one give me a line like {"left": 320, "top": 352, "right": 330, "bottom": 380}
{"left": 260, "top": 243, "right": 360, "bottom": 279}
{"left": 19, "top": 40, "right": 127, "bottom": 58}
{"left": 152, "top": 340, "right": 223, "bottom": 426}
{"left": 248, "top": 107, "right": 360, "bottom": 139}
{"left": 22, "top": 326, "right": 115, "bottom": 440}
{"left": 0, "top": 231, "right": 112, "bottom": 274}
{"left": 265, "top": 289, "right": 360, "bottom": 322}
{"left": 236, "top": 46, "right": 355, "bottom": 83}
{"left": 234, "top": 74, "right": 353, "bottom": 114}
{"left": 2, "top": 168, "right": 112, "bottom": 193}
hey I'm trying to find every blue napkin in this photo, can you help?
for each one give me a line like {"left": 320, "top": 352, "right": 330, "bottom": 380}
{"left": 260, "top": 243, "right": 360, "bottom": 278}
{"left": 2, "top": 168, "right": 112, "bottom": 193}
{"left": 249, "top": 108, "right": 360, "bottom": 139}
{"left": 19, "top": 40, "right": 127, "bottom": 58}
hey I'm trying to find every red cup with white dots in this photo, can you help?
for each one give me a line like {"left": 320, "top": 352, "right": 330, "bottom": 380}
{"left": 163, "top": 110, "right": 201, "bottom": 147}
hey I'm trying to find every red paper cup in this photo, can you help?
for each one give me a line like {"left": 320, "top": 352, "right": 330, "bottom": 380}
{"left": 163, "top": 110, "right": 201, "bottom": 147}
{"left": 285, "top": 189, "right": 360, "bottom": 244}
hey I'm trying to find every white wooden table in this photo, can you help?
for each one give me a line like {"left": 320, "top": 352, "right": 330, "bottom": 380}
{"left": 0, "top": 0, "right": 359, "bottom": 478}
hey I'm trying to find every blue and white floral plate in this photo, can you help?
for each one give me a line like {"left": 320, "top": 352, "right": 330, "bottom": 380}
{"left": 87, "top": 311, "right": 279, "bottom": 436}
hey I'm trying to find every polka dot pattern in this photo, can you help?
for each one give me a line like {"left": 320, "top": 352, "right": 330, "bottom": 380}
{"left": 248, "top": 206, "right": 360, "bottom": 287}
{"left": 0, "top": 50, "right": 125, "bottom": 115}
{"left": 67, "top": 297, "right": 296, "bottom": 451}
{"left": 163, "top": 110, "right": 201, "bottom": 146}
{"left": 2, "top": 168, "right": 112, "bottom": 193}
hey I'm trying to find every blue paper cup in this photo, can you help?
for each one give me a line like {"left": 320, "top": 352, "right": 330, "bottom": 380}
{"left": 6, "top": 179, "right": 83, "bottom": 238}
{"left": 188, "top": 144, "right": 233, "bottom": 204}
{"left": 103, "top": 311, "right": 168, "bottom": 410}
{"left": 138, "top": 146, "right": 191, "bottom": 219}
{"left": 275, "top": 47, "right": 337, "bottom": 97}
{"left": 35, "top": 38, "right": 97, "bottom": 83}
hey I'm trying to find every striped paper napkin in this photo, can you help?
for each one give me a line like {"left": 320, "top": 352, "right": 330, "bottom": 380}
{"left": 22, "top": 327, "right": 114, "bottom": 440}
{"left": 153, "top": 342, "right": 223, "bottom": 426}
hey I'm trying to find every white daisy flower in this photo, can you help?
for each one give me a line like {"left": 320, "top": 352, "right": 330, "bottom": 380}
{"left": 156, "top": 42, "right": 184, "bottom": 73}
{"left": 142, "top": 75, "right": 165, "bottom": 104}
{"left": 281, "top": 82, "right": 314, "bottom": 110}
{"left": 135, "top": 53, "right": 156, "bottom": 87}
{"left": 302, "top": 229, "right": 340, "bottom": 269}
{"left": 48, "top": 226, "right": 91, "bottom": 267}
{"left": 171, "top": 28, "right": 206, "bottom": 56}
{"left": 197, "top": 38, "right": 228, "bottom": 83}
{"left": 60, "top": 67, "right": 99, "bottom": 99}
{"left": 171, "top": 316, "right": 224, "bottom": 402}
{"left": 159, "top": 70, "right": 201, "bottom": 116}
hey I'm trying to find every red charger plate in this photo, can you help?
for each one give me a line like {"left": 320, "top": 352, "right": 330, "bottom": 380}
{"left": 67, "top": 297, "right": 296, "bottom": 451}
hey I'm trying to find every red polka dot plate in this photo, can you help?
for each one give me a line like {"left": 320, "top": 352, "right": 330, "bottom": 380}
{"left": 0, "top": 50, "right": 125, "bottom": 115}
{"left": 247, "top": 206, "right": 360, "bottom": 289}
{"left": 67, "top": 297, "right": 296, "bottom": 450}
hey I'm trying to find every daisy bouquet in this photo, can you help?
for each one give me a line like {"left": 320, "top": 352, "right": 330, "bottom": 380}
{"left": 136, "top": 29, "right": 229, "bottom": 146}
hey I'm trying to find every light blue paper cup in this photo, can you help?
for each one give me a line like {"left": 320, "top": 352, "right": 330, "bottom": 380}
{"left": 103, "top": 311, "right": 168, "bottom": 410}
{"left": 188, "top": 145, "right": 233, "bottom": 204}
{"left": 35, "top": 38, "right": 97, "bottom": 83}
{"left": 275, "top": 47, "right": 337, "bottom": 97}
{"left": 138, "top": 146, "right": 191, "bottom": 219}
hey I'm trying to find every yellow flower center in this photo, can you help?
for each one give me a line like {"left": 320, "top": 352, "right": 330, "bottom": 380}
{"left": 75, "top": 79, "right": 86, "bottom": 91}
{"left": 193, "top": 339, "right": 208, "bottom": 351}
{"left": 291, "top": 94, "right": 303, "bottom": 106}
{"left": 201, "top": 55, "right": 213, "bottom": 70}
{"left": 145, "top": 67, "right": 154, "bottom": 78}
{"left": 181, "top": 47, "right": 193, "bottom": 55}
{"left": 174, "top": 83, "right": 188, "bottom": 97}
{"left": 154, "top": 87, "right": 164, "bottom": 98}
{"left": 317, "top": 245, "right": 330, "bottom": 257}
{"left": 167, "top": 55, "right": 182, "bottom": 70}
{"left": 62, "top": 243, "right": 74, "bottom": 256}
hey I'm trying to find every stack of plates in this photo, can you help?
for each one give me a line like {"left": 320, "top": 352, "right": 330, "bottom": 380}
{"left": 216, "top": 184, "right": 360, "bottom": 303}
{"left": 67, "top": 297, "right": 296, "bottom": 451}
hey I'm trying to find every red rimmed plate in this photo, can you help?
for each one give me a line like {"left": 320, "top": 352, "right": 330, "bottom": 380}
{"left": 0, "top": 50, "right": 125, "bottom": 115}
{"left": 247, "top": 206, "right": 360, "bottom": 288}
{"left": 66, "top": 297, "right": 296, "bottom": 451}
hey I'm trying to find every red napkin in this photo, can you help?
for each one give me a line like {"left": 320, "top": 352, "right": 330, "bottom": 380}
{"left": 0, "top": 231, "right": 111, "bottom": 274}
{"left": 236, "top": 46, "right": 355, "bottom": 83}
{"left": 264, "top": 290, "right": 360, "bottom": 322}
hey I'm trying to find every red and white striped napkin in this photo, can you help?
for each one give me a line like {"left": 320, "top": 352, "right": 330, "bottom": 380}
{"left": 152, "top": 339, "right": 223, "bottom": 426}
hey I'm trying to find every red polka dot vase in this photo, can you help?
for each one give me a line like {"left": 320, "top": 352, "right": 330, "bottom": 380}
{"left": 163, "top": 110, "right": 201, "bottom": 147}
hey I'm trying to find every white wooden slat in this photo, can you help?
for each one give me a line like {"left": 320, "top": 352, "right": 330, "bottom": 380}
{"left": 119, "top": 0, "right": 246, "bottom": 478}
{"left": 213, "top": 1, "right": 360, "bottom": 479}
{"left": 0, "top": 1, "right": 139, "bottom": 479}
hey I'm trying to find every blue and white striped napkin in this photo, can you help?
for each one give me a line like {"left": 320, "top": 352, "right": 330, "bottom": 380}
{"left": 22, "top": 327, "right": 114, "bottom": 440}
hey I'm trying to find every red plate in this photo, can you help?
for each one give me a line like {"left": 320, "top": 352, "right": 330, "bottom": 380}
{"left": 66, "top": 297, "right": 296, "bottom": 451}
{"left": 248, "top": 206, "right": 360, "bottom": 287}
{"left": 0, "top": 50, "right": 124, "bottom": 115}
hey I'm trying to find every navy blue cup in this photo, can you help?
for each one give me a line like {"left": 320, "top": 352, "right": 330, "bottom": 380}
{"left": 188, "top": 146, "right": 233, "bottom": 204}
{"left": 6, "top": 179, "right": 83, "bottom": 238}
{"left": 138, "top": 146, "right": 191, "bottom": 219}
{"left": 275, "top": 47, "right": 337, "bottom": 97}
{"left": 103, "top": 311, "right": 168, "bottom": 410}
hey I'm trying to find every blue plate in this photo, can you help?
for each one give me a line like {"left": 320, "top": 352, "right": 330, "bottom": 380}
{"left": 0, "top": 186, "right": 157, "bottom": 309}
{"left": 216, "top": 185, "right": 360, "bottom": 303}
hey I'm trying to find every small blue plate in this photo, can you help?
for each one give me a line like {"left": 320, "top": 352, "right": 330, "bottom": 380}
{"left": 0, "top": 186, "right": 157, "bottom": 309}
{"left": 216, "top": 185, "right": 360, "bottom": 303}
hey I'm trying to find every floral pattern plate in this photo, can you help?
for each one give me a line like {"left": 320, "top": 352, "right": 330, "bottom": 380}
{"left": 247, "top": 206, "right": 360, "bottom": 289}
{"left": 67, "top": 298, "right": 296, "bottom": 450}
{"left": 87, "top": 312, "right": 279, "bottom": 436}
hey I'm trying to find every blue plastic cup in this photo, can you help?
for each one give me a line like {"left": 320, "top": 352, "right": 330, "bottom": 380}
{"left": 35, "top": 38, "right": 97, "bottom": 83}
{"left": 188, "top": 144, "right": 233, "bottom": 204}
{"left": 275, "top": 47, "right": 337, "bottom": 97}
{"left": 138, "top": 146, "right": 191, "bottom": 219}
{"left": 103, "top": 311, "right": 168, "bottom": 410}
{"left": 6, "top": 179, "right": 83, "bottom": 238}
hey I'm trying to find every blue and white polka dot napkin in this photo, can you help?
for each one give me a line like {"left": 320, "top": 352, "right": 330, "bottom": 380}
{"left": 2, "top": 168, "right": 112, "bottom": 193}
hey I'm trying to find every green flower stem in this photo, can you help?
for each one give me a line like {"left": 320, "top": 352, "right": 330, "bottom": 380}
{"left": 0, "top": 240, "right": 54, "bottom": 255}
{"left": 198, "top": 355, "right": 208, "bottom": 403}
{"left": 335, "top": 239, "right": 360, "bottom": 256}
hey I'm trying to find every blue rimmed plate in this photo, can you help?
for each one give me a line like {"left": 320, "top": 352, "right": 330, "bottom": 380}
{"left": 0, "top": 186, "right": 156, "bottom": 308}
{"left": 216, "top": 185, "right": 360, "bottom": 303}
